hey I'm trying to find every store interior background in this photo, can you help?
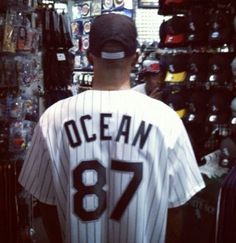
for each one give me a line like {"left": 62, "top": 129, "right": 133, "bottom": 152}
{"left": 0, "top": 0, "right": 236, "bottom": 242}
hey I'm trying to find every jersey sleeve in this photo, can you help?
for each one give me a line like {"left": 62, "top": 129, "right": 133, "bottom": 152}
{"left": 167, "top": 120, "right": 205, "bottom": 208}
{"left": 18, "top": 123, "right": 56, "bottom": 205}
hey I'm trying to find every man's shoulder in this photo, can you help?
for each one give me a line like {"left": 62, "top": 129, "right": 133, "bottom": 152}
{"left": 132, "top": 83, "right": 146, "bottom": 94}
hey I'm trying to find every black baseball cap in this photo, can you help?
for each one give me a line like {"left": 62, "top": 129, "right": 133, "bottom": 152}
{"left": 208, "top": 11, "right": 233, "bottom": 45}
{"left": 207, "top": 53, "right": 233, "bottom": 85}
{"left": 163, "top": 90, "right": 187, "bottom": 118}
{"left": 186, "top": 9, "right": 208, "bottom": 45}
{"left": 89, "top": 13, "right": 138, "bottom": 60}
{"left": 164, "top": 54, "right": 188, "bottom": 83}
{"left": 163, "top": 16, "right": 188, "bottom": 47}
{"left": 186, "top": 53, "right": 208, "bottom": 84}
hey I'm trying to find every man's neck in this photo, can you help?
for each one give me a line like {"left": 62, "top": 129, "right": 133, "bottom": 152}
{"left": 92, "top": 67, "right": 131, "bottom": 90}
{"left": 92, "top": 78, "right": 131, "bottom": 90}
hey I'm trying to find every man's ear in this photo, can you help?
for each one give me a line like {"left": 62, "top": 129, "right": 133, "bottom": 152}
{"left": 131, "top": 52, "right": 139, "bottom": 67}
{"left": 86, "top": 50, "right": 94, "bottom": 65}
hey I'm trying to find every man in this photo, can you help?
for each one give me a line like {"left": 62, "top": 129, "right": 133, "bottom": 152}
{"left": 133, "top": 59, "right": 165, "bottom": 100}
{"left": 18, "top": 13, "right": 205, "bottom": 243}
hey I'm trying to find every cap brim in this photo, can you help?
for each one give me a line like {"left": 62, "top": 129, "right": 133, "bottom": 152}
{"left": 165, "top": 71, "right": 187, "bottom": 82}
{"left": 176, "top": 108, "right": 186, "bottom": 118}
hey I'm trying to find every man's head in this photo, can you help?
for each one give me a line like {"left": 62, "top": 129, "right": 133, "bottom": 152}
{"left": 88, "top": 13, "right": 138, "bottom": 60}
{"left": 140, "top": 60, "right": 165, "bottom": 96}
{"left": 88, "top": 13, "right": 139, "bottom": 89}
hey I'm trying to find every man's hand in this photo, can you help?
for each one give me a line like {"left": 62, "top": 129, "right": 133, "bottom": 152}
{"left": 149, "top": 87, "right": 163, "bottom": 100}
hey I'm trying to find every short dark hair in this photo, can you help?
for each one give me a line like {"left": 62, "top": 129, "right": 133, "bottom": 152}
{"left": 89, "top": 13, "right": 138, "bottom": 60}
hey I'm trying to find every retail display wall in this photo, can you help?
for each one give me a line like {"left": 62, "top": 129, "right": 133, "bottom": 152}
{"left": 156, "top": 1, "right": 236, "bottom": 243}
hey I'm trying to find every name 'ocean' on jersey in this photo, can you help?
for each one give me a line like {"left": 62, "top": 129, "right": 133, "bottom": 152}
{"left": 64, "top": 113, "right": 153, "bottom": 150}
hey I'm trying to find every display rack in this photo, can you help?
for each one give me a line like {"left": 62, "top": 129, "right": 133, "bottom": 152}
{"left": 0, "top": 1, "right": 43, "bottom": 242}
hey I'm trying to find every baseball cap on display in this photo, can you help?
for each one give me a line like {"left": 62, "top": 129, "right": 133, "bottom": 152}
{"left": 208, "top": 11, "right": 233, "bottom": 45}
{"left": 163, "top": 16, "right": 188, "bottom": 47}
{"left": 207, "top": 91, "right": 232, "bottom": 124}
{"left": 186, "top": 53, "right": 208, "bottom": 84}
{"left": 184, "top": 90, "right": 208, "bottom": 124}
{"left": 140, "top": 60, "right": 161, "bottom": 74}
{"left": 186, "top": 9, "right": 208, "bottom": 45}
{"left": 89, "top": 13, "right": 137, "bottom": 60}
{"left": 164, "top": 54, "right": 188, "bottom": 83}
{"left": 163, "top": 91, "right": 187, "bottom": 118}
{"left": 207, "top": 53, "right": 233, "bottom": 85}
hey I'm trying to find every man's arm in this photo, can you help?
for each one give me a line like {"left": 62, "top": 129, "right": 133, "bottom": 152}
{"left": 39, "top": 202, "right": 63, "bottom": 243}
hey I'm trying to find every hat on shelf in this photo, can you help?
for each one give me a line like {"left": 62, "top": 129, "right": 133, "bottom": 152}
{"left": 208, "top": 10, "right": 233, "bottom": 45}
{"left": 184, "top": 89, "right": 208, "bottom": 124}
{"left": 163, "top": 16, "right": 188, "bottom": 47}
{"left": 185, "top": 52, "right": 209, "bottom": 84}
{"left": 207, "top": 53, "right": 233, "bottom": 86}
{"left": 163, "top": 90, "right": 187, "bottom": 118}
{"left": 186, "top": 9, "right": 208, "bottom": 45}
{"left": 89, "top": 13, "right": 137, "bottom": 60}
{"left": 164, "top": 54, "right": 188, "bottom": 83}
{"left": 207, "top": 90, "right": 232, "bottom": 124}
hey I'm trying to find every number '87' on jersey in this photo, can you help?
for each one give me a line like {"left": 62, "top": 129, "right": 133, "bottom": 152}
{"left": 18, "top": 90, "right": 205, "bottom": 243}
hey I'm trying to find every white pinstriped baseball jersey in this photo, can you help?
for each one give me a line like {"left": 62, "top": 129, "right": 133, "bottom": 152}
{"left": 18, "top": 89, "right": 205, "bottom": 243}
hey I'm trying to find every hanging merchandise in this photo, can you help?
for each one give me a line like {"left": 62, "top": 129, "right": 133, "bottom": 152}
{"left": 43, "top": 49, "right": 74, "bottom": 89}
{"left": 103, "top": 0, "right": 113, "bottom": 10}
{"left": 0, "top": 56, "right": 18, "bottom": 88}
{"left": 41, "top": 7, "right": 73, "bottom": 50}
{"left": 91, "top": 0, "right": 102, "bottom": 16}
{"left": 40, "top": 5, "right": 74, "bottom": 106}
{"left": 2, "top": 11, "right": 17, "bottom": 53}
{"left": 2, "top": 10, "right": 40, "bottom": 53}
{"left": 81, "top": 1, "right": 91, "bottom": 17}
{"left": 0, "top": 1, "right": 43, "bottom": 242}
{"left": 114, "top": 0, "right": 124, "bottom": 8}
{"left": 59, "top": 12, "right": 73, "bottom": 50}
